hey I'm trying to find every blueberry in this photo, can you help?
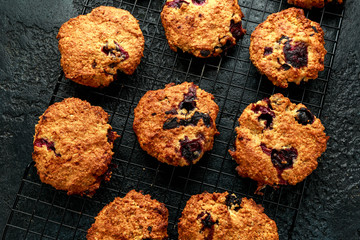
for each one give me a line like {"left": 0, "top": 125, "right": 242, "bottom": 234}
{"left": 260, "top": 143, "right": 272, "bottom": 156}
{"left": 225, "top": 193, "right": 241, "bottom": 211}
{"left": 295, "top": 108, "right": 315, "bottom": 125}
{"left": 197, "top": 212, "right": 218, "bottom": 231}
{"left": 200, "top": 49, "right": 210, "bottom": 57}
{"left": 163, "top": 117, "right": 179, "bottom": 130}
{"left": 190, "top": 112, "right": 211, "bottom": 127}
{"left": 165, "top": 108, "right": 177, "bottom": 115}
{"left": 166, "top": 0, "right": 189, "bottom": 8}
{"left": 251, "top": 103, "right": 275, "bottom": 129}
{"left": 34, "top": 138, "right": 61, "bottom": 157}
{"left": 271, "top": 147, "right": 298, "bottom": 170}
{"left": 180, "top": 136, "right": 203, "bottom": 163}
{"left": 192, "top": 0, "right": 206, "bottom": 5}
{"left": 102, "top": 41, "right": 129, "bottom": 60}
{"left": 264, "top": 47, "right": 273, "bottom": 56}
{"left": 179, "top": 85, "right": 197, "bottom": 112}
{"left": 281, "top": 64, "right": 291, "bottom": 71}
{"left": 283, "top": 40, "right": 308, "bottom": 68}
{"left": 230, "top": 20, "right": 245, "bottom": 41}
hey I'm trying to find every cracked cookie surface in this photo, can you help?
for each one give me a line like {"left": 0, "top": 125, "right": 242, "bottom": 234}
{"left": 133, "top": 82, "right": 219, "bottom": 166}
{"left": 57, "top": 6, "right": 144, "bottom": 87}
{"left": 32, "top": 98, "right": 119, "bottom": 196}
{"left": 178, "top": 192, "right": 278, "bottom": 239}
{"left": 87, "top": 190, "right": 169, "bottom": 240}
{"left": 229, "top": 94, "right": 329, "bottom": 192}
{"left": 249, "top": 8, "right": 326, "bottom": 88}
{"left": 161, "top": 0, "right": 245, "bottom": 58}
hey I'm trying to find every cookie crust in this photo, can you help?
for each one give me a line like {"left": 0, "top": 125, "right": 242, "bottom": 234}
{"left": 287, "top": 0, "right": 343, "bottom": 9}
{"left": 161, "top": 0, "right": 245, "bottom": 58}
{"left": 249, "top": 8, "right": 326, "bottom": 88}
{"left": 32, "top": 98, "right": 119, "bottom": 196}
{"left": 178, "top": 192, "right": 279, "bottom": 239}
{"left": 133, "top": 82, "right": 219, "bottom": 166}
{"left": 57, "top": 6, "right": 144, "bottom": 87}
{"left": 229, "top": 94, "right": 329, "bottom": 191}
{"left": 87, "top": 190, "right": 169, "bottom": 240}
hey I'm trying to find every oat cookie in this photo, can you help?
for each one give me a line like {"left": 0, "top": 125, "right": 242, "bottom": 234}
{"left": 133, "top": 82, "right": 219, "bottom": 166}
{"left": 287, "top": 0, "right": 343, "bottom": 9}
{"left": 57, "top": 6, "right": 144, "bottom": 87}
{"left": 161, "top": 0, "right": 245, "bottom": 58}
{"left": 229, "top": 94, "right": 329, "bottom": 192}
{"left": 32, "top": 98, "right": 119, "bottom": 196}
{"left": 87, "top": 190, "right": 169, "bottom": 240}
{"left": 178, "top": 192, "right": 279, "bottom": 239}
{"left": 249, "top": 8, "right": 326, "bottom": 88}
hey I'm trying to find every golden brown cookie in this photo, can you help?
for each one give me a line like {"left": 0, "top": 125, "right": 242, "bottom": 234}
{"left": 287, "top": 0, "right": 343, "bottom": 9}
{"left": 229, "top": 94, "right": 329, "bottom": 192}
{"left": 160, "top": 0, "right": 245, "bottom": 58}
{"left": 32, "top": 98, "right": 119, "bottom": 196}
{"left": 57, "top": 6, "right": 144, "bottom": 87}
{"left": 133, "top": 82, "right": 219, "bottom": 166}
{"left": 178, "top": 192, "right": 279, "bottom": 239}
{"left": 87, "top": 190, "right": 169, "bottom": 240}
{"left": 249, "top": 8, "right": 326, "bottom": 88}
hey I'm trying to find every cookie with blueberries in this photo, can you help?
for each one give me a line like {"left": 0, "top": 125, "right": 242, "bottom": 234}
{"left": 133, "top": 82, "right": 219, "bottom": 166}
{"left": 57, "top": 6, "right": 144, "bottom": 87}
{"left": 287, "top": 0, "right": 343, "bottom": 9}
{"left": 160, "top": 0, "right": 246, "bottom": 58}
{"left": 32, "top": 98, "right": 119, "bottom": 196}
{"left": 229, "top": 93, "right": 329, "bottom": 193}
{"left": 87, "top": 190, "right": 169, "bottom": 240}
{"left": 249, "top": 8, "right": 326, "bottom": 88}
{"left": 178, "top": 192, "right": 279, "bottom": 239}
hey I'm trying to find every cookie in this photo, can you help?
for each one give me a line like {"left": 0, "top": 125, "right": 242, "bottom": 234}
{"left": 178, "top": 192, "right": 279, "bottom": 239}
{"left": 249, "top": 8, "right": 326, "bottom": 88}
{"left": 160, "top": 0, "right": 245, "bottom": 58}
{"left": 133, "top": 82, "right": 219, "bottom": 166}
{"left": 229, "top": 94, "right": 329, "bottom": 192}
{"left": 87, "top": 190, "right": 169, "bottom": 240}
{"left": 32, "top": 98, "right": 119, "bottom": 196}
{"left": 287, "top": 0, "right": 343, "bottom": 9}
{"left": 57, "top": 6, "right": 144, "bottom": 87}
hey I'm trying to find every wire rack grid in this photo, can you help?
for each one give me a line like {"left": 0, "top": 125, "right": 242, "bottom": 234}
{"left": 2, "top": 0, "right": 344, "bottom": 239}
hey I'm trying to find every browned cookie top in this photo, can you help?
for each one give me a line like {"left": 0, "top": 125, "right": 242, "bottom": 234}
{"left": 32, "top": 98, "right": 119, "bottom": 196}
{"left": 133, "top": 82, "right": 219, "bottom": 166}
{"left": 57, "top": 6, "right": 144, "bottom": 87}
{"left": 161, "top": 0, "right": 245, "bottom": 58}
{"left": 87, "top": 190, "right": 169, "bottom": 240}
{"left": 229, "top": 94, "right": 329, "bottom": 192}
{"left": 249, "top": 8, "right": 326, "bottom": 88}
{"left": 178, "top": 192, "right": 279, "bottom": 240}
{"left": 287, "top": 0, "right": 343, "bottom": 9}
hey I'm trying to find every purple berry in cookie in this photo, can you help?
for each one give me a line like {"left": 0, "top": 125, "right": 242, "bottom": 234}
{"left": 197, "top": 212, "right": 218, "bottom": 231}
{"left": 271, "top": 147, "right": 297, "bottom": 170}
{"left": 102, "top": 41, "right": 129, "bottom": 61}
{"left": 200, "top": 49, "right": 210, "bottom": 57}
{"left": 179, "top": 84, "right": 197, "bottom": 112}
{"left": 34, "top": 138, "right": 61, "bottom": 157}
{"left": 295, "top": 107, "right": 315, "bottom": 125}
{"left": 190, "top": 112, "right": 211, "bottom": 127}
{"left": 281, "top": 64, "right": 291, "bottom": 71}
{"left": 251, "top": 102, "right": 275, "bottom": 129}
{"left": 180, "top": 136, "right": 203, "bottom": 163}
{"left": 260, "top": 143, "right": 272, "bottom": 156}
{"left": 163, "top": 117, "right": 179, "bottom": 130}
{"left": 192, "top": 0, "right": 206, "bottom": 5}
{"left": 166, "top": 0, "right": 189, "bottom": 8}
{"left": 283, "top": 40, "right": 308, "bottom": 68}
{"left": 107, "top": 130, "right": 118, "bottom": 143}
{"left": 230, "top": 20, "right": 245, "bottom": 41}
{"left": 225, "top": 193, "right": 241, "bottom": 210}
{"left": 165, "top": 108, "right": 178, "bottom": 115}
{"left": 264, "top": 47, "right": 273, "bottom": 56}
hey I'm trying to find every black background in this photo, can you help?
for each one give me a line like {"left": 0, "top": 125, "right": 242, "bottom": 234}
{"left": 0, "top": 0, "right": 359, "bottom": 239}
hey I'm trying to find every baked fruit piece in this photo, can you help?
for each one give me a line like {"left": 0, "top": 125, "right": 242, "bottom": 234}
{"left": 32, "top": 98, "right": 119, "bottom": 196}
{"left": 249, "top": 8, "right": 326, "bottom": 88}
{"left": 229, "top": 94, "right": 329, "bottom": 193}
{"left": 87, "top": 190, "right": 169, "bottom": 240}
{"left": 133, "top": 82, "right": 219, "bottom": 166}
{"left": 57, "top": 6, "right": 144, "bottom": 87}
{"left": 178, "top": 192, "right": 279, "bottom": 239}
{"left": 287, "top": 0, "right": 343, "bottom": 9}
{"left": 160, "top": 0, "right": 246, "bottom": 58}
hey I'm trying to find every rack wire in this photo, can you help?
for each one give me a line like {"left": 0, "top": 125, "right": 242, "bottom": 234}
{"left": 2, "top": 0, "right": 344, "bottom": 239}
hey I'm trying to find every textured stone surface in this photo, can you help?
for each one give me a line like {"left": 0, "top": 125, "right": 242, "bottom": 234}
{"left": 0, "top": 0, "right": 359, "bottom": 239}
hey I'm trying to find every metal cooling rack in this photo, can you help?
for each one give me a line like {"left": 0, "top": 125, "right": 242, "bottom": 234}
{"left": 2, "top": 0, "right": 344, "bottom": 239}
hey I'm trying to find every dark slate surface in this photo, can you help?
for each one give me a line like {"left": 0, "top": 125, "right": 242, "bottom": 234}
{"left": 0, "top": 0, "right": 359, "bottom": 239}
